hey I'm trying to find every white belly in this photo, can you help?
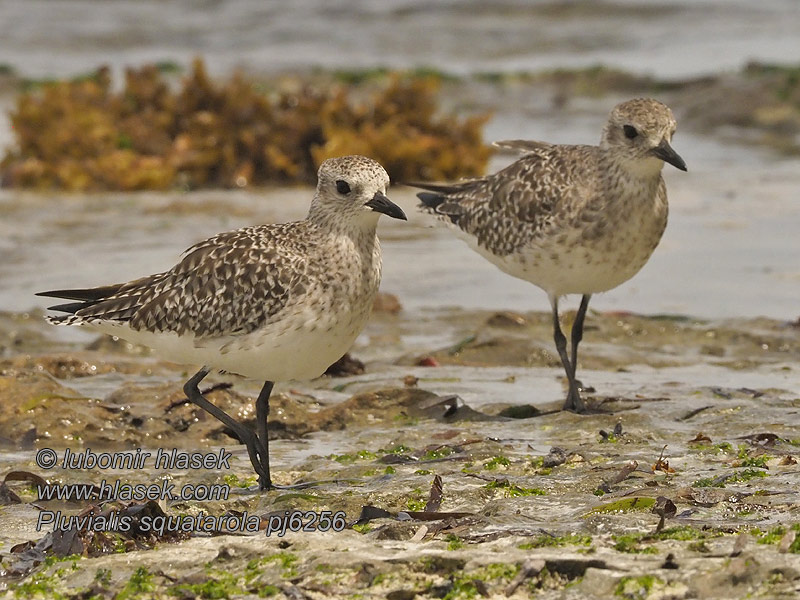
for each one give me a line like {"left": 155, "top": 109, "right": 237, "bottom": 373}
{"left": 88, "top": 296, "right": 375, "bottom": 382}
{"left": 460, "top": 203, "right": 666, "bottom": 297}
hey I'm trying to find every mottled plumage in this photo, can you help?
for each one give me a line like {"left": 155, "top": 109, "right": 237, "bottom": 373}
{"left": 48, "top": 224, "right": 307, "bottom": 336}
{"left": 413, "top": 98, "right": 686, "bottom": 412}
{"left": 39, "top": 155, "right": 407, "bottom": 489}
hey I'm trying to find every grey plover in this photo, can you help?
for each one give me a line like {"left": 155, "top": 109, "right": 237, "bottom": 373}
{"left": 412, "top": 98, "right": 686, "bottom": 413}
{"left": 38, "top": 155, "right": 407, "bottom": 489}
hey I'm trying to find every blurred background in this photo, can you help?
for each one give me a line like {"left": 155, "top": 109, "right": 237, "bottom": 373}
{"left": 1, "top": 0, "right": 799, "bottom": 321}
{"left": 0, "top": 0, "right": 797, "bottom": 80}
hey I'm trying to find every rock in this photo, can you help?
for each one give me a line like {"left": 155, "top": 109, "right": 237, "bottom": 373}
{"left": 542, "top": 447, "right": 568, "bottom": 468}
{"left": 778, "top": 530, "right": 797, "bottom": 553}
{"left": 1, "top": 378, "right": 458, "bottom": 447}
{"left": 403, "top": 375, "right": 418, "bottom": 387}
{"left": 486, "top": 311, "right": 527, "bottom": 327}
{"left": 300, "top": 388, "right": 441, "bottom": 433}
{"left": 386, "top": 590, "right": 417, "bottom": 600}
{"left": 415, "top": 356, "right": 440, "bottom": 367}
{"left": 85, "top": 335, "right": 154, "bottom": 356}
{"left": 694, "top": 552, "right": 766, "bottom": 597}
{"left": 700, "top": 344, "right": 725, "bottom": 357}
{"left": 496, "top": 404, "right": 542, "bottom": 419}
{"left": 0, "top": 352, "right": 167, "bottom": 379}
{"left": 427, "top": 335, "right": 558, "bottom": 368}
{"left": 264, "top": 388, "right": 453, "bottom": 438}
{"left": 0, "top": 310, "right": 52, "bottom": 355}
{"left": 0, "top": 370, "right": 120, "bottom": 446}
{"left": 372, "top": 293, "right": 402, "bottom": 314}
{"left": 324, "top": 353, "right": 365, "bottom": 377}
{"left": 505, "top": 559, "right": 545, "bottom": 595}
{"left": 104, "top": 381, "right": 257, "bottom": 445}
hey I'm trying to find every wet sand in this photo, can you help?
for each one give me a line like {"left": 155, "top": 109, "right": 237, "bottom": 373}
{"left": 1, "top": 298, "right": 799, "bottom": 598}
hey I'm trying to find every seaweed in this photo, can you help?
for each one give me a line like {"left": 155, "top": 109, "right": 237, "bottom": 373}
{"left": 1, "top": 59, "right": 490, "bottom": 191}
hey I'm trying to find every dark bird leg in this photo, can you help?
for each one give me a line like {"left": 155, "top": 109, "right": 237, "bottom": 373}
{"left": 549, "top": 296, "right": 586, "bottom": 413}
{"left": 570, "top": 294, "right": 592, "bottom": 392}
{"left": 183, "top": 368, "right": 272, "bottom": 490}
{"left": 255, "top": 381, "right": 274, "bottom": 489}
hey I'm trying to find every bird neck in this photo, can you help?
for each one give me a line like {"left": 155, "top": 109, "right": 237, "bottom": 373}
{"left": 307, "top": 198, "right": 380, "bottom": 243}
{"left": 603, "top": 152, "right": 664, "bottom": 187}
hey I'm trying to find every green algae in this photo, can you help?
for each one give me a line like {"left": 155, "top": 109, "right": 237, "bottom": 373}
{"left": 483, "top": 455, "right": 511, "bottom": 470}
{"left": 116, "top": 567, "right": 156, "bottom": 600}
{"left": 586, "top": 497, "right": 656, "bottom": 515}
{"left": 615, "top": 575, "right": 664, "bottom": 599}
{"left": 484, "top": 480, "right": 546, "bottom": 497}
{"left": 518, "top": 533, "right": 592, "bottom": 549}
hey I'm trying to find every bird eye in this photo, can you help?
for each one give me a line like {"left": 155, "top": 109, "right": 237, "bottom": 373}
{"left": 336, "top": 180, "right": 351, "bottom": 195}
{"left": 623, "top": 125, "right": 638, "bottom": 139}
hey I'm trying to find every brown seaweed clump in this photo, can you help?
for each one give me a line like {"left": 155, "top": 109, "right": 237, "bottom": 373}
{"left": 0, "top": 59, "right": 491, "bottom": 191}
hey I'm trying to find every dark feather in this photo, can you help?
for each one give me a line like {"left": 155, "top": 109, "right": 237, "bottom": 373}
{"left": 46, "top": 301, "right": 94, "bottom": 314}
{"left": 406, "top": 181, "right": 461, "bottom": 195}
{"left": 417, "top": 191, "right": 446, "bottom": 210}
{"left": 36, "top": 284, "right": 124, "bottom": 302}
{"left": 416, "top": 192, "right": 463, "bottom": 225}
{"left": 405, "top": 179, "right": 483, "bottom": 195}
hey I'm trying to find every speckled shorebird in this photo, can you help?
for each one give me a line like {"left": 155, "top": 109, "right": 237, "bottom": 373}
{"left": 411, "top": 98, "right": 686, "bottom": 413}
{"left": 38, "top": 155, "right": 406, "bottom": 490}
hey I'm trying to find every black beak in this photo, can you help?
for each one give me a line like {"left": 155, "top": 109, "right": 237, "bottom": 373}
{"left": 365, "top": 192, "right": 407, "bottom": 220}
{"left": 651, "top": 138, "right": 687, "bottom": 172}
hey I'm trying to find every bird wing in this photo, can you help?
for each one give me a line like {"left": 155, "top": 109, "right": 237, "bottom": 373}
{"left": 39, "top": 223, "right": 312, "bottom": 339}
{"left": 415, "top": 144, "right": 599, "bottom": 256}
{"left": 492, "top": 139, "right": 554, "bottom": 154}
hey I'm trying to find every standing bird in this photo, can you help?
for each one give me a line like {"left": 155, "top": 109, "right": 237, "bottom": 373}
{"left": 38, "top": 155, "right": 406, "bottom": 490}
{"left": 411, "top": 98, "right": 686, "bottom": 413}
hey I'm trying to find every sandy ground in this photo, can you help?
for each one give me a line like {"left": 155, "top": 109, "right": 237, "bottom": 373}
{"left": 1, "top": 268, "right": 799, "bottom": 598}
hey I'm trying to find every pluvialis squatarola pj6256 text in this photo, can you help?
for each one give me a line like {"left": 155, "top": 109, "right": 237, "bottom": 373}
{"left": 38, "top": 155, "right": 407, "bottom": 490}
{"left": 412, "top": 98, "right": 686, "bottom": 413}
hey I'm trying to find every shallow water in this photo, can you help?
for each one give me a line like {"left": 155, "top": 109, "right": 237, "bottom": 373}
{"left": 0, "top": 0, "right": 798, "bottom": 80}
{"left": 2, "top": 121, "right": 799, "bottom": 322}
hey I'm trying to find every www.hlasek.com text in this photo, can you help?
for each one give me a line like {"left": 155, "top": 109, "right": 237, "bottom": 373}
{"left": 37, "top": 479, "right": 230, "bottom": 502}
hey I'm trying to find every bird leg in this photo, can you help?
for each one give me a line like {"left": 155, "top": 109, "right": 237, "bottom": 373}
{"left": 183, "top": 368, "right": 272, "bottom": 490}
{"left": 549, "top": 296, "right": 586, "bottom": 413}
{"left": 570, "top": 294, "right": 592, "bottom": 391}
{"left": 255, "top": 381, "right": 274, "bottom": 489}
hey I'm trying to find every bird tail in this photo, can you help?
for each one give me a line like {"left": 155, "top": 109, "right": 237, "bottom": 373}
{"left": 417, "top": 190, "right": 447, "bottom": 212}
{"left": 406, "top": 180, "right": 481, "bottom": 226}
{"left": 36, "top": 284, "right": 125, "bottom": 325}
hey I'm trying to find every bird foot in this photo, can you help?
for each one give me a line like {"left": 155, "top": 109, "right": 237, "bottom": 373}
{"left": 563, "top": 388, "right": 587, "bottom": 414}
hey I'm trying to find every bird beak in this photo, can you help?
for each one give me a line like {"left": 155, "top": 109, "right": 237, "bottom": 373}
{"left": 651, "top": 138, "right": 687, "bottom": 172}
{"left": 365, "top": 192, "right": 407, "bottom": 220}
